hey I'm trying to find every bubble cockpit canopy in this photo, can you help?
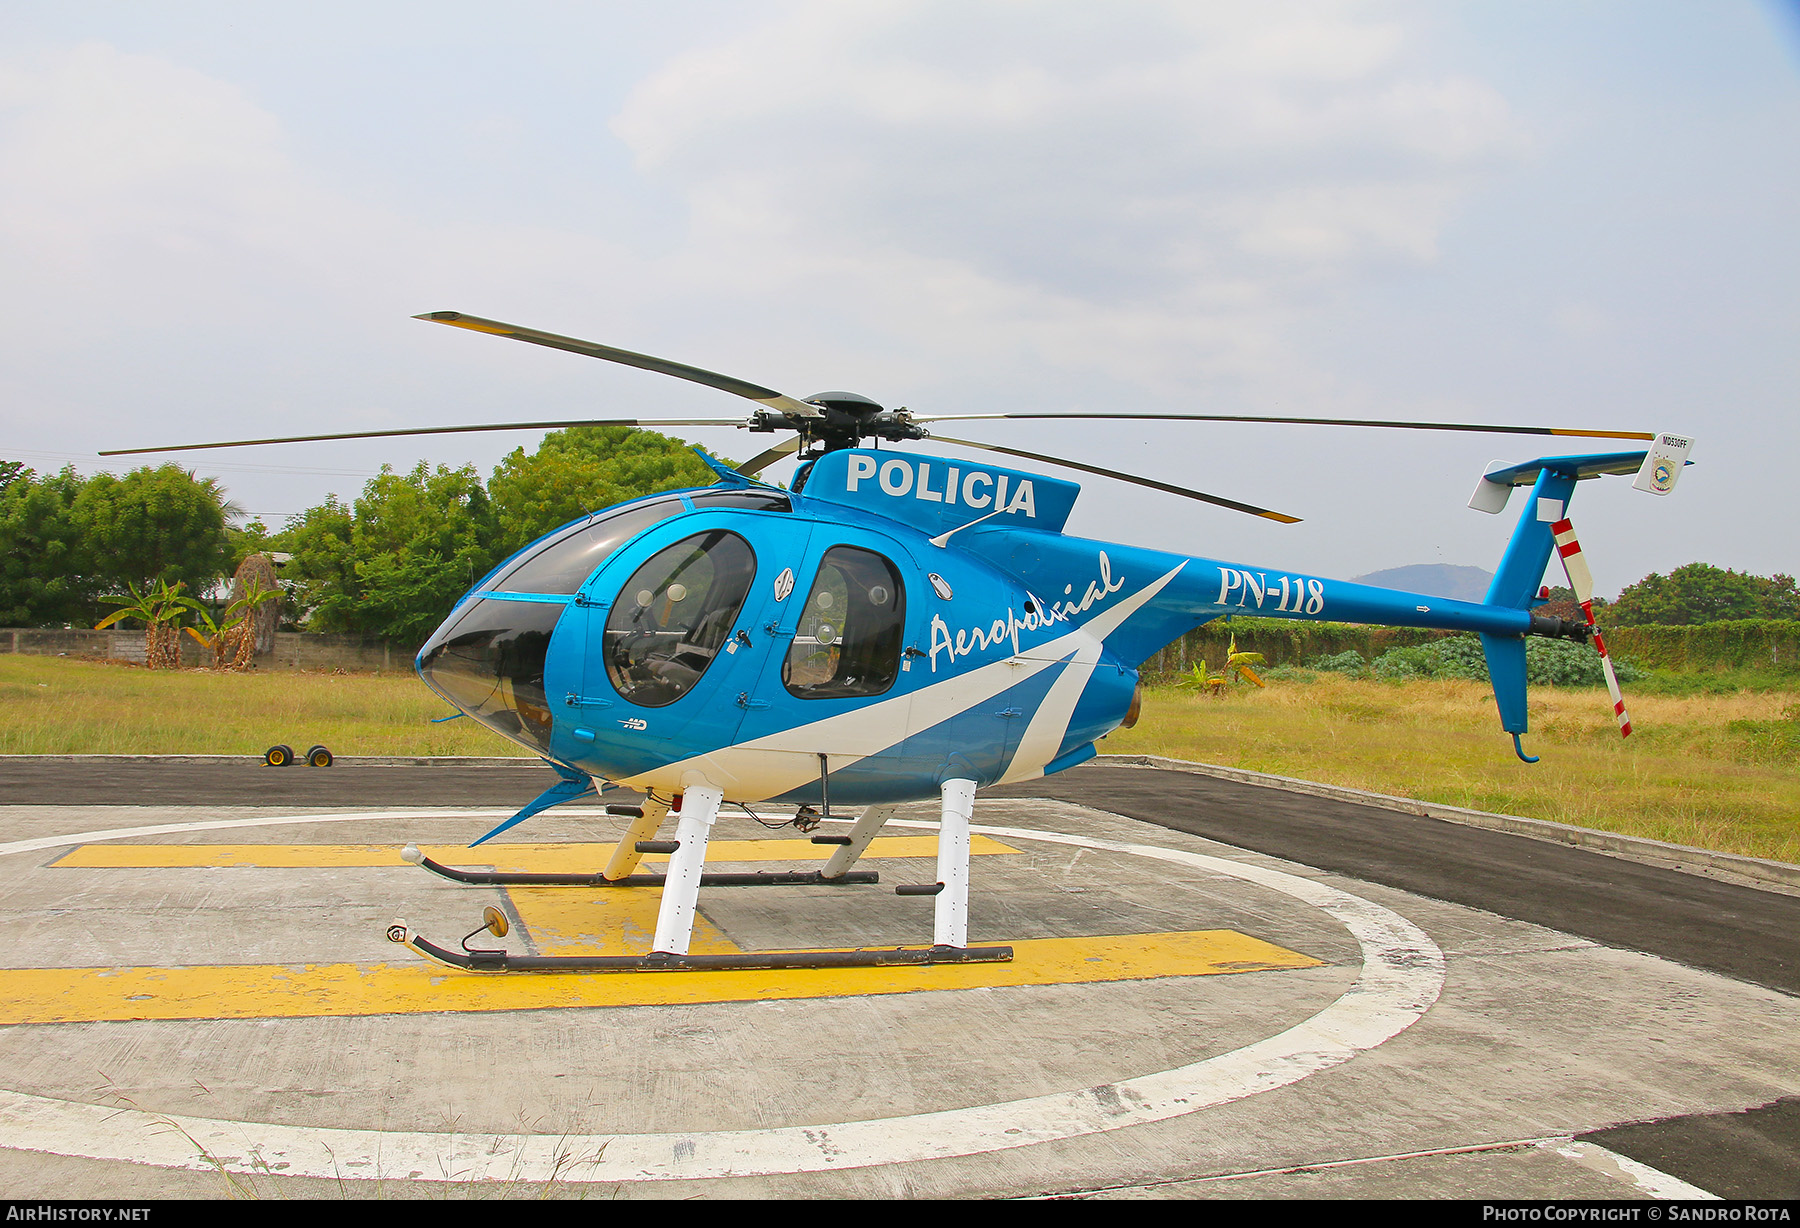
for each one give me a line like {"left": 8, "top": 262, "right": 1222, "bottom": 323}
{"left": 417, "top": 487, "right": 789, "bottom": 753}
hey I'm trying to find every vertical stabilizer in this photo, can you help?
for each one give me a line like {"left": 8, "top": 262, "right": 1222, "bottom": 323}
{"left": 1478, "top": 633, "right": 1531, "bottom": 741}
{"left": 1482, "top": 463, "right": 1579, "bottom": 762}
{"left": 1484, "top": 468, "right": 1580, "bottom": 610}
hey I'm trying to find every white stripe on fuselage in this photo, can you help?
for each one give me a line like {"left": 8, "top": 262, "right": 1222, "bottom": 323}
{"left": 618, "top": 562, "right": 1187, "bottom": 799}
{"left": 998, "top": 560, "right": 1185, "bottom": 785}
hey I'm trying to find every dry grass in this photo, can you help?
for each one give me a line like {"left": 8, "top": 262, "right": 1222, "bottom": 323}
{"left": 0, "top": 655, "right": 516, "bottom": 758}
{"left": 3, "top": 655, "right": 1795, "bottom": 865}
{"left": 1109, "top": 674, "right": 1800, "bottom": 865}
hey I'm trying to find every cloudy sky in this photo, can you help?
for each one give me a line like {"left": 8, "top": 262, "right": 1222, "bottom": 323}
{"left": 2, "top": 2, "right": 1795, "bottom": 597}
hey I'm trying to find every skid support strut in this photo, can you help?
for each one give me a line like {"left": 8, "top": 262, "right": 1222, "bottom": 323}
{"left": 820, "top": 805, "right": 897, "bottom": 880}
{"left": 652, "top": 784, "right": 723, "bottom": 955}
{"left": 602, "top": 795, "right": 671, "bottom": 881}
{"left": 935, "top": 778, "right": 976, "bottom": 949}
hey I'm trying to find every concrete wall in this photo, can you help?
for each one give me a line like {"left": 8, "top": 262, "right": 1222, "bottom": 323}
{"left": 0, "top": 628, "right": 406, "bottom": 672}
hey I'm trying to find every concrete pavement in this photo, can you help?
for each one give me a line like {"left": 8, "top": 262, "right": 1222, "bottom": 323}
{"left": 0, "top": 762, "right": 1792, "bottom": 1198}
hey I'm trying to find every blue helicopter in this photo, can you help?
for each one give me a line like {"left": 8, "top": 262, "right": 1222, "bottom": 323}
{"left": 105, "top": 313, "right": 1693, "bottom": 973}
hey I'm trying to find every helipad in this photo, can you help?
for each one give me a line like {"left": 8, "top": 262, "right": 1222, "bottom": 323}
{"left": 0, "top": 776, "right": 1792, "bottom": 1199}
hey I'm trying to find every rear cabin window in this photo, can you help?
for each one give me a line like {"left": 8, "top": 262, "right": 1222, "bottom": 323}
{"left": 784, "top": 547, "right": 905, "bottom": 699}
{"left": 603, "top": 531, "right": 757, "bottom": 707}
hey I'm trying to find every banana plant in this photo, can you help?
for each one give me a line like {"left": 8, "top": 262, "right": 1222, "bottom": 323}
{"left": 1226, "top": 633, "right": 1268, "bottom": 688}
{"left": 96, "top": 579, "right": 198, "bottom": 670}
{"left": 1176, "top": 633, "right": 1269, "bottom": 696}
{"left": 184, "top": 579, "right": 280, "bottom": 670}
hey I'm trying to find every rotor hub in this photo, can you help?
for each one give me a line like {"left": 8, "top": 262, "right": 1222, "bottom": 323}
{"left": 750, "top": 391, "right": 927, "bottom": 454}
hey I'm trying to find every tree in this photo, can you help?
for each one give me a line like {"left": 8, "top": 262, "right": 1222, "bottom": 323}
{"left": 0, "top": 466, "right": 94, "bottom": 626}
{"left": 227, "top": 518, "right": 273, "bottom": 572}
{"left": 1537, "top": 585, "right": 1606, "bottom": 625}
{"left": 272, "top": 496, "right": 357, "bottom": 632}
{"left": 274, "top": 428, "right": 726, "bottom": 645}
{"left": 73, "top": 465, "right": 233, "bottom": 600}
{"left": 232, "top": 554, "right": 284, "bottom": 655}
{"left": 353, "top": 462, "right": 499, "bottom": 645}
{"left": 1607, "top": 564, "right": 1800, "bottom": 626}
{"left": 285, "top": 463, "right": 501, "bottom": 646}
{"left": 487, "top": 426, "right": 723, "bottom": 552}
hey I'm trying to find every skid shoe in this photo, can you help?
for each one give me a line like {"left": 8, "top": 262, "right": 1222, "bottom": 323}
{"left": 400, "top": 845, "right": 878, "bottom": 888}
{"left": 385, "top": 920, "right": 1012, "bottom": 974}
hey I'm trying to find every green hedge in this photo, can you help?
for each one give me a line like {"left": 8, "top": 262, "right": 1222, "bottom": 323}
{"left": 1603, "top": 620, "right": 1800, "bottom": 673}
{"left": 1146, "top": 616, "right": 1800, "bottom": 676}
{"left": 1147, "top": 618, "right": 1445, "bottom": 673}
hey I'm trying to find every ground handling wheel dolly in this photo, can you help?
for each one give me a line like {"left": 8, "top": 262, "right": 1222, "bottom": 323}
{"left": 263, "top": 743, "right": 333, "bottom": 767}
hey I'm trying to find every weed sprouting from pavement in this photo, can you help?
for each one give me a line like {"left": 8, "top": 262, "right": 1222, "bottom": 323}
{"left": 93, "top": 1073, "right": 270, "bottom": 1200}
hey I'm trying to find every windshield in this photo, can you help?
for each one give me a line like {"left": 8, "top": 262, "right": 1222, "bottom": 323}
{"left": 417, "top": 598, "right": 564, "bottom": 754}
{"left": 486, "top": 488, "right": 789, "bottom": 596}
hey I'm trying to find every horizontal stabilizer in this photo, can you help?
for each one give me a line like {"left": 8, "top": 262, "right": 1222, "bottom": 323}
{"left": 1470, "top": 441, "right": 1693, "bottom": 514}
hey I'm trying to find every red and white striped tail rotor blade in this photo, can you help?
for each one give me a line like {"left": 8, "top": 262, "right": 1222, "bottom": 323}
{"left": 1551, "top": 519, "right": 1632, "bottom": 738}
{"left": 1593, "top": 630, "right": 1632, "bottom": 738}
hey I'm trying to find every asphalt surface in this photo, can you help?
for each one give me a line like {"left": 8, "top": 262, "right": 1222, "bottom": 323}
{"left": 0, "top": 758, "right": 560, "bottom": 808}
{"left": 1579, "top": 1096, "right": 1800, "bottom": 1201}
{"left": 993, "top": 763, "right": 1800, "bottom": 998}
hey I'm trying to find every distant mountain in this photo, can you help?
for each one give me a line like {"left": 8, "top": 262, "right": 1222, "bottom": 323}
{"left": 1350, "top": 564, "right": 1494, "bottom": 604}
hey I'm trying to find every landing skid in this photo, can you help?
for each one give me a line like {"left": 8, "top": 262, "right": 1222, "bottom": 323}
{"left": 406, "top": 851, "right": 878, "bottom": 889}
{"left": 386, "top": 923, "right": 1013, "bottom": 974}
{"left": 388, "top": 779, "right": 992, "bottom": 975}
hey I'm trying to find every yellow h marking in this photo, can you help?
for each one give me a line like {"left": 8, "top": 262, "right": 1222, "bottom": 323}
{"left": 52, "top": 835, "right": 1020, "bottom": 870}
{"left": 0, "top": 932, "right": 1322, "bottom": 1025}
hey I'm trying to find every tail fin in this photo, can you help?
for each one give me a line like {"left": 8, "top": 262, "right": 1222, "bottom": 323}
{"left": 1467, "top": 447, "right": 1679, "bottom": 760}
{"left": 1475, "top": 458, "right": 1585, "bottom": 758}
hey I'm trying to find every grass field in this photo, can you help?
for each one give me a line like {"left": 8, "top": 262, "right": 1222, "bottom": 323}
{"left": 1109, "top": 672, "right": 1800, "bottom": 865}
{"left": 3, "top": 655, "right": 1796, "bottom": 864}
{"left": 0, "top": 656, "right": 506, "bottom": 758}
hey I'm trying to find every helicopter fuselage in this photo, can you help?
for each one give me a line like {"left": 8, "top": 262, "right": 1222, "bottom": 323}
{"left": 417, "top": 447, "right": 1564, "bottom": 808}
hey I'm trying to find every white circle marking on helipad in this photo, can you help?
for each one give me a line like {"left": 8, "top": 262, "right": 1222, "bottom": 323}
{"left": 0, "top": 810, "right": 1444, "bottom": 1183}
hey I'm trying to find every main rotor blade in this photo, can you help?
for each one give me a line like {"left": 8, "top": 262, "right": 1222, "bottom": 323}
{"left": 912, "top": 412, "right": 1654, "bottom": 441}
{"left": 99, "top": 418, "right": 744, "bottom": 457}
{"left": 928, "top": 434, "right": 1302, "bottom": 523}
{"left": 416, "top": 312, "right": 824, "bottom": 419}
{"left": 737, "top": 434, "right": 804, "bottom": 478}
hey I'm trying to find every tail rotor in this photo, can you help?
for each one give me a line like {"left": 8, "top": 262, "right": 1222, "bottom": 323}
{"left": 1550, "top": 518, "right": 1632, "bottom": 738}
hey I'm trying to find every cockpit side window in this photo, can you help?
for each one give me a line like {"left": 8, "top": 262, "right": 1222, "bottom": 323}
{"left": 783, "top": 547, "right": 905, "bottom": 699}
{"left": 603, "top": 531, "right": 757, "bottom": 708}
